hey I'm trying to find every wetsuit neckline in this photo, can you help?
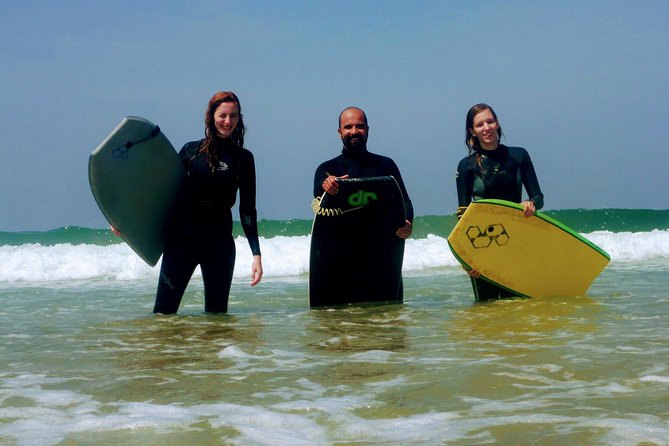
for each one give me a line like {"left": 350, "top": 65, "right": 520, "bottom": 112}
{"left": 211, "top": 136, "right": 238, "bottom": 152}
{"left": 474, "top": 144, "right": 507, "bottom": 159}
{"left": 475, "top": 143, "right": 504, "bottom": 154}
{"left": 342, "top": 146, "right": 369, "bottom": 158}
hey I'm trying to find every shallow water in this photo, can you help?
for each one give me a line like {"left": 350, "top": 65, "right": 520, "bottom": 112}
{"left": 2, "top": 260, "right": 668, "bottom": 445}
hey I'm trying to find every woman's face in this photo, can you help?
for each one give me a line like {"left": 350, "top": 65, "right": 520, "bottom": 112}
{"left": 470, "top": 109, "right": 499, "bottom": 150}
{"left": 213, "top": 101, "right": 240, "bottom": 138}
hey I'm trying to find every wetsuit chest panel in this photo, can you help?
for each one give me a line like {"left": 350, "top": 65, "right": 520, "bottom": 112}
{"left": 186, "top": 152, "right": 239, "bottom": 207}
{"left": 314, "top": 149, "right": 414, "bottom": 222}
{"left": 473, "top": 147, "right": 523, "bottom": 202}
{"left": 334, "top": 152, "right": 396, "bottom": 178}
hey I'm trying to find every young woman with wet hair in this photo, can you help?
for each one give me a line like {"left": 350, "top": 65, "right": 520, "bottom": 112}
{"left": 154, "top": 91, "right": 263, "bottom": 314}
{"left": 455, "top": 103, "right": 544, "bottom": 301}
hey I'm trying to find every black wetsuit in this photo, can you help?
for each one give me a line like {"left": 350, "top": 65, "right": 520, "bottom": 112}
{"left": 313, "top": 147, "right": 414, "bottom": 301}
{"left": 313, "top": 147, "right": 414, "bottom": 222}
{"left": 154, "top": 138, "right": 261, "bottom": 314}
{"left": 455, "top": 144, "right": 544, "bottom": 301}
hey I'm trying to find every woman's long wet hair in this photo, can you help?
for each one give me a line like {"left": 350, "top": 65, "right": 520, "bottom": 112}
{"left": 465, "top": 103, "right": 503, "bottom": 155}
{"left": 201, "top": 91, "right": 245, "bottom": 171}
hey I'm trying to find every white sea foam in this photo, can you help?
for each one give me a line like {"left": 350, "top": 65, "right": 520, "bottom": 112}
{"left": 4, "top": 394, "right": 666, "bottom": 446}
{"left": 0, "top": 230, "right": 667, "bottom": 284}
{"left": 639, "top": 375, "right": 669, "bottom": 384}
{"left": 588, "top": 229, "right": 669, "bottom": 261}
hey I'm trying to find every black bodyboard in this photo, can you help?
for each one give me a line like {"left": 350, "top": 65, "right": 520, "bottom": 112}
{"left": 309, "top": 176, "right": 407, "bottom": 307}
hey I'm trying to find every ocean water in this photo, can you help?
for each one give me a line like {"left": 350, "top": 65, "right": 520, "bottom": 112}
{"left": 1, "top": 209, "right": 668, "bottom": 445}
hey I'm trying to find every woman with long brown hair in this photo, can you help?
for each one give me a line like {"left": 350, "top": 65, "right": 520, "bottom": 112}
{"left": 154, "top": 91, "right": 263, "bottom": 314}
{"left": 455, "top": 103, "right": 543, "bottom": 301}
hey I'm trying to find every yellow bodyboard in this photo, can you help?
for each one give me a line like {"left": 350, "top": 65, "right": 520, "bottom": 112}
{"left": 447, "top": 199, "right": 610, "bottom": 298}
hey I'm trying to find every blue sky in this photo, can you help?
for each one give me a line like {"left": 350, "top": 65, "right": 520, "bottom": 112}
{"left": 1, "top": 0, "right": 668, "bottom": 231}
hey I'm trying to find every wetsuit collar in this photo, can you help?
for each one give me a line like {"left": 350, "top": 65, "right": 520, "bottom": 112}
{"left": 474, "top": 144, "right": 505, "bottom": 157}
{"left": 342, "top": 146, "right": 369, "bottom": 158}
{"left": 212, "top": 136, "right": 237, "bottom": 151}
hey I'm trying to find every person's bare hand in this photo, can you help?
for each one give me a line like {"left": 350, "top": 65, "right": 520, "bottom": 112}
{"left": 322, "top": 174, "right": 349, "bottom": 195}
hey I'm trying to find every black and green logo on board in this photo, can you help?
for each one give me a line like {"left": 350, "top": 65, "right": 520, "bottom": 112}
{"left": 348, "top": 190, "right": 378, "bottom": 207}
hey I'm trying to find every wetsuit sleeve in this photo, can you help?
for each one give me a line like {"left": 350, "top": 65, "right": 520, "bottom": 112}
{"left": 178, "top": 141, "right": 201, "bottom": 170}
{"left": 313, "top": 163, "right": 328, "bottom": 198}
{"left": 313, "top": 155, "right": 349, "bottom": 197}
{"left": 313, "top": 159, "right": 340, "bottom": 198}
{"left": 403, "top": 193, "right": 415, "bottom": 223}
{"left": 455, "top": 157, "right": 474, "bottom": 218}
{"left": 388, "top": 160, "right": 414, "bottom": 222}
{"left": 520, "top": 150, "right": 544, "bottom": 210}
{"left": 238, "top": 150, "right": 261, "bottom": 256}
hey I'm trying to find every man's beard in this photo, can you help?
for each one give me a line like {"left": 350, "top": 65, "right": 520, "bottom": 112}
{"left": 342, "top": 135, "right": 367, "bottom": 151}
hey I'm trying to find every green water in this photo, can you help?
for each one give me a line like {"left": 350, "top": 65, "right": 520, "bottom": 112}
{"left": 1, "top": 262, "right": 668, "bottom": 445}
{"left": 0, "top": 208, "right": 667, "bottom": 247}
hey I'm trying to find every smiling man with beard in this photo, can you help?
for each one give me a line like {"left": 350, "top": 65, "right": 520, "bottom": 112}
{"left": 310, "top": 107, "right": 414, "bottom": 305}
{"left": 313, "top": 107, "right": 414, "bottom": 239}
